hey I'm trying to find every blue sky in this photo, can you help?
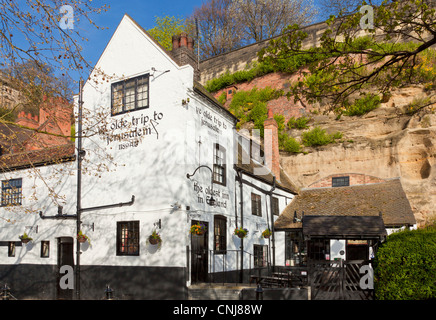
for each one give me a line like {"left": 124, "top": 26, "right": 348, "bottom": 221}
{"left": 69, "top": 0, "right": 325, "bottom": 84}
{"left": 75, "top": 0, "right": 205, "bottom": 77}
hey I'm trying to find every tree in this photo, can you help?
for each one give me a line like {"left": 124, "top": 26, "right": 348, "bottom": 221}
{"left": 234, "top": 0, "right": 317, "bottom": 42}
{"left": 0, "top": 1, "right": 109, "bottom": 106}
{"left": 191, "top": 0, "right": 245, "bottom": 59}
{"left": 259, "top": 0, "right": 436, "bottom": 111}
{"left": 191, "top": 0, "right": 317, "bottom": 59}
{"left": 147, "top": 16, "right": 194, "bottom": 51}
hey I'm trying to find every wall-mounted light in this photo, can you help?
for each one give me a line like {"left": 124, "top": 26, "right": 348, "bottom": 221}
{"left": 82, "top": 223, "right": 95, "bottom": 232}
{"left": 154, "top": 219, "right": 162, "bottom": 229}
{"left": 25, "top": 226, "right": 38, "bottom": 234}
{"left": 171, "top": 202, "right": 181, "bottom": 210}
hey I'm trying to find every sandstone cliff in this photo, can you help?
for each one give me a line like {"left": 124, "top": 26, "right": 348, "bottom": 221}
{"left": 280, "top": 85, "right": 435, "bottom": 226}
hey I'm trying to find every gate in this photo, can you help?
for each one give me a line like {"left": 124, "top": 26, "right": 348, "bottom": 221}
{"left": 308, "top": 259, "right": 374, "bottom": 300}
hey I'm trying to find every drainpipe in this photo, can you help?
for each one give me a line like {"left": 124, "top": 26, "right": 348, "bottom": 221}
{"left": 269, "top": 176, "right": 276, "bottom": 270}
{"left": 76, "top": 79, "right": 84, "bottom": 300}
{"left": 236, "top": 168, "right": 244, "bottom": 283}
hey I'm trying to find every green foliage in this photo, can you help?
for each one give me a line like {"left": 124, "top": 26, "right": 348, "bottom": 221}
{"left": 374, "top": 225, "right": 436, "bottom": 300}
{"left": 204, "top": 50, "right": 320, "bottom": 93}
{"left": 0, "top": 107, "right": 16, "bottom": 122}
{"left": 147, "top": 16, "right": 191, "bottom": 51}
{"left": 217, "top": 91, "right": 227, "bottom": 105}
{"left": 287, "top": 115, "right": 311, "bottom": 129}
{"left": 301, "top": 126, "right": 342, "bottom": 147}
{"left": 342, "top": 93, "right": 381, "bottom": 116}
{"left": 279, "top": 133, "right": 302, "bottom": 153}
{"left": 229, "top": 87, "right": 283, "bottom": 135}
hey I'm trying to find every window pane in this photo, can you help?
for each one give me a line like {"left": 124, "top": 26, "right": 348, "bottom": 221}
{"left": 112, "top": 83, "right": 124, "bottom": 115}
{"left": 124, "top": 79, "right": 136, "bottom": 111}
{"left": 136, "top": 76, "right": 148, "bottom": 109}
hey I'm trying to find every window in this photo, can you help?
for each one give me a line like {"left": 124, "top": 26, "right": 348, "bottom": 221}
{"left": 1, "top": 178, "right": 22, "bottom": 207}
{"left": 111, "top": 74, "right": 149, "bottom": 115}
{"left": 251, "top": 193, "right": 262, "bottom": 216}
{"left": 117, "top": 221, "right": 140, "bottom": 256}
{"left": 272, "top": 197, "right": 279, "bottom": 216}
{"left": 41, "top": 241, "right": 50, "bottom": 258}
{"left": 332, "top": 176, "right": 350, "bottom": 187}
{"left": 214, "top": 215, "right": 227, "bottom": 254}
{"left": 213, "top": 144, "right": 226, "bottom": 186}
{"left": 308, "top": 239, "right": 330, "bottom": 260}
{"left": 254, "top": 245, "right": 268, "bottom": 267}
{"left": 285, "top": 231, "right": 306, "bottom": 266}
{"left": 8, "top": 242, "right": 15, "bottom": 257}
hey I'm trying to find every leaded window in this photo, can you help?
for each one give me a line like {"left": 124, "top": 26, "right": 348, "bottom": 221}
{"left": 117, "top": 221, "right": 140, "bottom": 256}
{"left": 213, "top": 144, "right": 226, "bottom": 186}
{"left": 251, "top": 193, "right": 262, "bottom": 216}
{"left": 214, "top": 215, "right": 226, "bottom": 254}
{"left": 1, "top": 178, "right": 22, "bottom": 207}
{"left": 332, "top": 176, "right": 350, "bottom": 187}
{"left": 111, "top": 74, "right": 149, "bottom": 115}
{"left": 254, "top": 245, "right": 268, "bottom": 267}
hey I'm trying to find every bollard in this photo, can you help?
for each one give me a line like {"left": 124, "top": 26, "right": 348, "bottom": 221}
{"left": 104, "top": 285, "right": 114, "bottom": 300}
{"left": 1, "top": 284, "right": 10, "bottom": 300}
{"left": 255, "top": 284, "right": 263, "bottom": 300}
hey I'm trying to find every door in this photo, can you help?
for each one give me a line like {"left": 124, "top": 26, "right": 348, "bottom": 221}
{"left": 191, "top": 221, "right": 208, "bottom": 283}
{"left": 346, "top": 240, "right": 369, "bottom": 261}
{"left": 57, "top": 237, "right": 74, "bottom": 300}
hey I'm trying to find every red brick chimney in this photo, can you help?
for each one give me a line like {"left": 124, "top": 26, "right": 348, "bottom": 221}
{"left": 170, "top": 33, "right": 199, "bottom": 81}
{"left": 264, "top": 108, "right": 280, "bottom": 181}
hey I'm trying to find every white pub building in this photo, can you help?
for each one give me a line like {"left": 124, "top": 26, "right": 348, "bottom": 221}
{"left": 0, "top": 15, "right": 296, "bottom": 300}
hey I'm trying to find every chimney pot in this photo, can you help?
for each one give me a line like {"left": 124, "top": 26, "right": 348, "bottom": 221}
{"left": 172, "top": 35, "right": 180, "bottom": 50}
{"left": 187, "top": 37, "right": 194, "bottom": 50}
{"left": 180, "top": 32, "right": 188, "bottom": 47}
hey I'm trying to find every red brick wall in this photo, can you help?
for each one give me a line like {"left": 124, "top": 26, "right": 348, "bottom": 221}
{"left": 213, "top": 71, "right": 315, "bottom": 122}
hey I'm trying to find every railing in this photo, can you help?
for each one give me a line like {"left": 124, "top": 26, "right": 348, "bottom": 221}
{"left": 189, "top": 249, "right": 264, "bottom": 285}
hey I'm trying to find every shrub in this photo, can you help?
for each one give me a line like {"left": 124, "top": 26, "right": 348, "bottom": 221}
{"left": 287, "top": 115, "right": 311, "bottom": 129}
{"left": 301, "top": 126, "right": 342, "bottom": 147}
{"left": 343, "top": 93, "right": 381, "bottom": 116}
{"left": 374, "top": 225, "right": 436, "bottom": 300}
{"left": 279, "top": 133, "right": 301, "bottom": 153}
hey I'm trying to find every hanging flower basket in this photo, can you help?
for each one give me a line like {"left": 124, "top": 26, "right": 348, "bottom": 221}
{"left": 190, "top": 223, "right": 207, "bottom": 236}
{"left": 77, "top": 230, "right": 90, "bottom": 245}
{"left": 148, "top": 230, "right": 162, "bottom": 245}
{"left": 262, "top": 229, "right": 272, "bottom": 239}
{"left": 234, "top": 227, "right": 249, "bottom": 239}
{"left": 19, "top": 233, "right": 33, "bottom": 244}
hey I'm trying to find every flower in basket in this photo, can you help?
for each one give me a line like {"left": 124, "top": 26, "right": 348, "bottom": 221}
{"left": 190, "top": 223, "right": 207, "bottom": 235}
{"left": 19, "top": 232, "right": 33, "bottom": 243}
{"left": 262, "top": 229, "right": 272, "bottom": 239}
{"left": 148, "top": 230, "right": 162, "bottom": 245}
{"left": 234, "top": 227, "right": 249, "bottom": 239}
{"left": 77, "top": 230, "right": 90, "bottom": 246}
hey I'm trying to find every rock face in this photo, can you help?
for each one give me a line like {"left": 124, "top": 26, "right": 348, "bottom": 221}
{"left": 280, "top": 85, "right": 436, "bottom": 227}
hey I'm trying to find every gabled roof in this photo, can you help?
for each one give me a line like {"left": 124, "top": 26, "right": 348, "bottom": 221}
{"left": 275, "top": 178, "right": 416, "bottom": 230}
{"left": 0, "top": 143, "right": 75, "bottom": 172}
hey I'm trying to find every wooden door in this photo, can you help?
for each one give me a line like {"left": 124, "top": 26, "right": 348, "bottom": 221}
{"left": 191, "top": 221, "right": 208, "bottom": 283}
{"left": 57, "top": 237, "right": 74, "bottom": 300}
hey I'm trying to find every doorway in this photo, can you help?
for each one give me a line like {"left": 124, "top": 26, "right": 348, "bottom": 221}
{"left": 57, "top": 237, "right": 74, "bottom": 300}
{"left": 190, "top": 221, "right": 208, "bottom": 283}
{"left": 346, "top": 240, "right": 369, "bottom": 260}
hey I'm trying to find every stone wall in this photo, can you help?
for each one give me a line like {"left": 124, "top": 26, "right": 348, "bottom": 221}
{"left": 198, "top": 20, "right": 330, "bottom": 86}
